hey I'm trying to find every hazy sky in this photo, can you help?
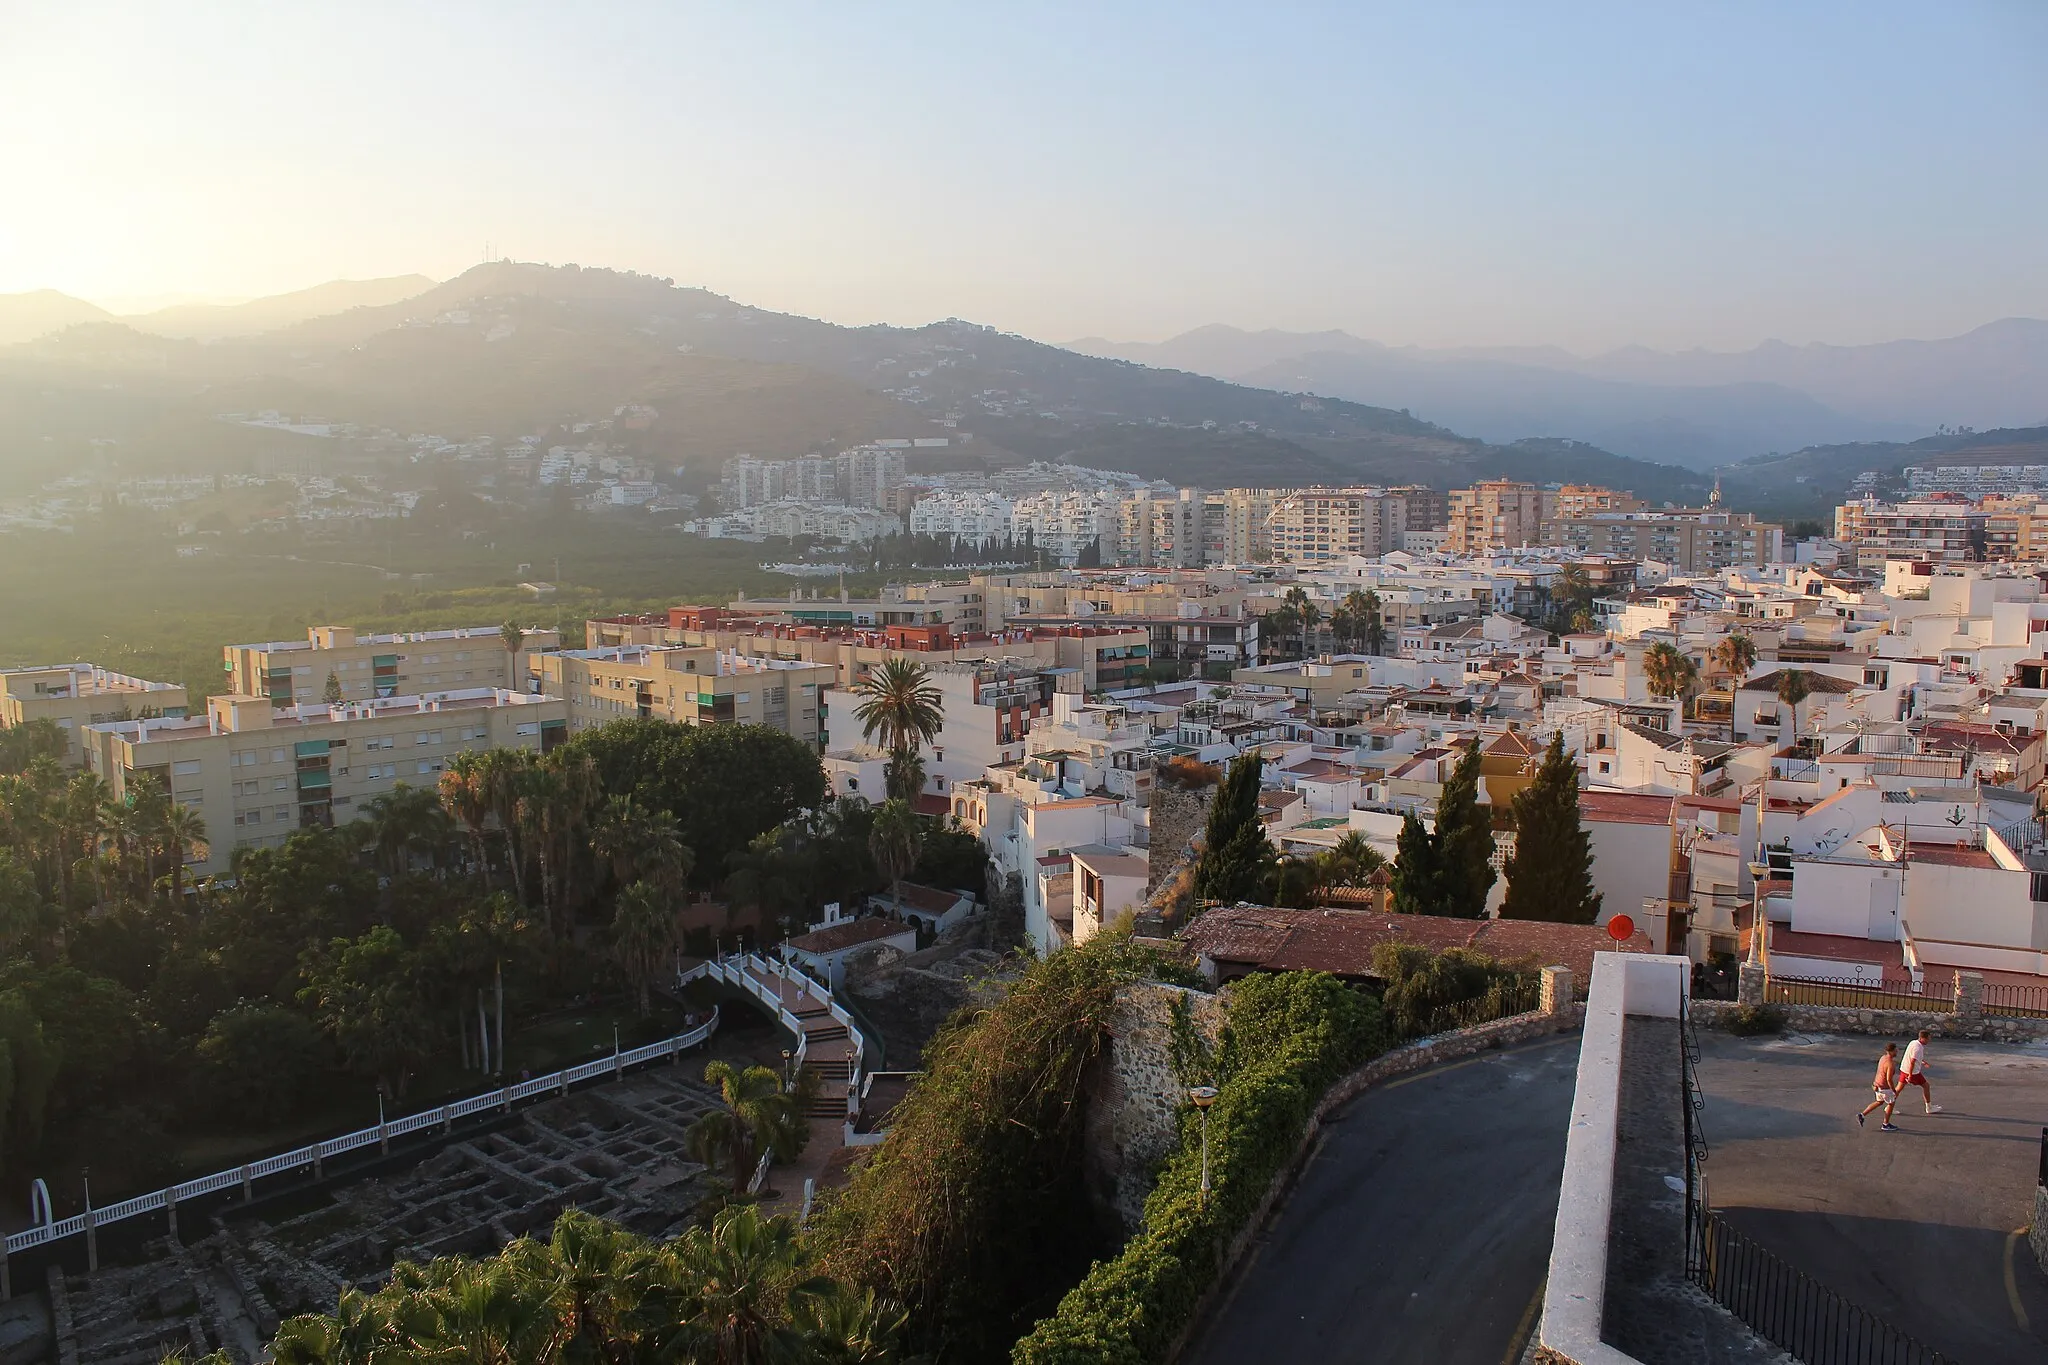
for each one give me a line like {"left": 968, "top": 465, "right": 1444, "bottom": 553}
{"left": 3, "top": 1, "right": 2043, "bottom": 352}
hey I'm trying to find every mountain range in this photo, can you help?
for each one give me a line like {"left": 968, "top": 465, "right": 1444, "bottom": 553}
{"left": 1066, "top": 321, "right": 2048, "bottom": 471}
{"left": 2, "top": 264, "right": 2043, "bottom": 519}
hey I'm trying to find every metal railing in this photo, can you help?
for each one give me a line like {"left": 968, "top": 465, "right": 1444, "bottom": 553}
{"left": 7, "top": 1006, "right": 722, "bottom": 1258}
{"left": 1687, "top": 1201, "right": 1955, "bottom": 1365}
{"left": 1983, "top": 980, "right": 2048, "bottom": 1018}
{"left": 1398, "top": 976, "right": 1542, "bottom": 1042}
{"left": 1766, "top": 975, "right": 1953, "bottom": 1014}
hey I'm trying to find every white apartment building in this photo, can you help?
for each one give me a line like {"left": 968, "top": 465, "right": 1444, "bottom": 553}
{"left": 1011, "top": 489, "right": 1120, "bottom": 564}
{"left": 81, "top": 689, "right": 569, "bottom": 874}
{"left": 822, "top": 659, "right": 1052, "bottom": 801}
{"left": 837, "top": 445, "right": 908, "bottom": 509}
{"left": 1267, "top": 487, "right": 1413, "bottom": 563}
{"left": 909, "top": 491, "right": 1014, "bottom": 547}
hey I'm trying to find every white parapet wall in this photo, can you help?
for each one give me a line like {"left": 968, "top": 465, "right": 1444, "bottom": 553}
{"left": 1536, "top": 950, "right": 1688, "bottom": 1365}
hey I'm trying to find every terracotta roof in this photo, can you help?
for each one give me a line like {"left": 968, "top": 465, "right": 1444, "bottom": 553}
{"left": 1285, "top": 760, "right": 1353, "bottom": 783}
{"left": 1579, "top": 790, "right": 1676, "bottom": 826}
{"left": 1740, "top": 670, "right": 1860, "bottom": 696}
{"left": 888, "top": 882, "right": 971, "bottom": 914}
{"left": 913, "top": 793, "right": 952, "bottom": 817}
{"left": 786, "top": 917, "right": 914, "bottom": 955}
{"left": 1905, "top": 842, "right": 1999, "bottom": 869}
{"left": 1182, "top": 905, "right": 1651, "bottom": 983}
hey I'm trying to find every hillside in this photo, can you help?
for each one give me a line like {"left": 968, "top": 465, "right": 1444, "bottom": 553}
{"left": 0, "top": 290, "right": 114, "bottom": 347}
{"left": 0, "top": 262, "right": 1715, "bottom": 502}
{"left": 126, "top": 275, "right": 437, "bottom": 339}
{"left": 1717, "top": 426, "right": 2048, "bottom": 520}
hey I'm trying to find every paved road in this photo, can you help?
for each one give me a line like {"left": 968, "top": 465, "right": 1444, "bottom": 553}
{"left": 1186, "top": 1037, "right": 1578, "bottom": 1365}
{"left": 1695, "top": 1031, "right": 2048, "bottom": 1364}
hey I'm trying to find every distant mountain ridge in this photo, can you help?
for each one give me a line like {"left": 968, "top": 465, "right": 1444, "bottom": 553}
{"left": 0, "top": 277, "right": 438, "bottom": 349}
{"left": 0, "top": 290, "right": 115, "bottom": 347}
{"left": 1067, "top": 319, "right": 2048, "bottom": 470}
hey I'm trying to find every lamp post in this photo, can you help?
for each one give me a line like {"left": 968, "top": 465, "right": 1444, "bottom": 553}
{"left": 1189, "top": 1086, "right": 1219, "bottom": 1205}
{"left": 1746, "top": 860, "right": 1771, "bottom": 967}
{"left": 782, "top": 1049, "right": 794, "bottom": 1091}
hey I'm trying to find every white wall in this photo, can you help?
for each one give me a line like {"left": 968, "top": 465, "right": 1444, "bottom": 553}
{"left": 1789, "top": 857, "right": 1900, "bottom": 940}
{"left": 1583, "top": 818, "right": 1673, "bottom": 952}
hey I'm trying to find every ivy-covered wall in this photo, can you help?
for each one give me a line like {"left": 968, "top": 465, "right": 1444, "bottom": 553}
{"left": 1086, "top": 981, "right": 1228, "bottom": 1232}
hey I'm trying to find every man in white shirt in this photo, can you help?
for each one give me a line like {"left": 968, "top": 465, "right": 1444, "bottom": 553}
{"left": 1897, "top": 1030, "right": 1943, "bottom": 1115}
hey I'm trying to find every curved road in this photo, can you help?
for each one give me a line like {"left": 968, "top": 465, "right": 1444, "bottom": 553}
{"left": 1187, "top": 1037, "right": 1578, "bottom": 1365}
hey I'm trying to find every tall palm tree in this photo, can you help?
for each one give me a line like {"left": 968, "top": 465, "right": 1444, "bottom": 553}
{"left": 611, "top": 879, "right": 679, "bottom": 1014}
{"left": 516, "top": 765, "right": 570, "bottom": 933}
{"left": 1359, "top": 589, "right": 1387, "bottom": 655}
{"left": 852, "top": 660, "right": 943, "bottom": 803}
{"left": 439, "top": 752, "right": 495, "bottom": 885}
{"left": 361, "top": 783, "right": 453, "bottom": 877}
{"left": 478, "top": 749, "right": 536, "bottom": 905}
{"left": 160, "top": 802, "right": 208, "bottom": 903}
{"left": 1775, "top": 668, "right": 1816, "bottom": 740}
{"left": 686, "top": 1060, "right": 804, "bottom": 1191}
{"left": 868, "top": 798, "right": 923, "bottom": 911}
{"left": 1283, "top": 586, "right": 1321, "bottom": 657}
{"left": 1262, "top": 603, "right": 1300, "bottom": 663}
{"left": 1711, "top": 632, "right": 1758, "bottom": 683}
{"left": 1641, "top": 642, "right": 1697, "bottom": 702}
{"left": 500, "top": 621, "right": 527, "bottom": 689}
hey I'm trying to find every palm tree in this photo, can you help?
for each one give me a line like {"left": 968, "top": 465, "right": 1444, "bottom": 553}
{"left": 1774, "top": 668, "right": 1816, "bottom": 740}
{"left": 611, "top": 879, "right": 679, "bottom": 1014}
{"left": 1360, "top": 589, "right": 1388, "bottom": 655}
{"left": 724, "top": 828, "right": 803, "bottom": 935}
{"left": 1283, "top": 586, "right": 1321, "bottom": 657}
{"left": 868, "top": 798, "right": 923, "bottom": 911}
{"left": 479, "top": 749, "right": 536, "bottom": 906}
{"left": 642, "top": 1206, "right": 846, "bottom": 1365}
{"left": 1711, "top": 632, "right": 1757, "bottom": 683}
{"left": 852, "top": 660, "right": 943, "bottom": 803}
{"left": 361, "top": 783, "right": 453, "bottom": 877}
{"left": 500, "top": 622, "right": 527, "bottom": 687}
{"left": 439, "top": 753, "right": 495, "bottom": 885}
{"left": 1341, "top": 589, "right": 1386, "bottom": 656}
{"left": 516, "top": 766, "right": 570, "bottom": 933}
{"left": 160, "top": 802, "right": 208, "bottom": 902}
{"left": 1551, "top": 564, "right": 1592, "bottom": 633}
{"left": 1641, "top": 642, "right": 1697, "bottom": 702}
{"left": 1262, "top": 602, "right": 1300, "bottom": 662}
{"left": 686, "top": 1061, "right": 804, "bottom": 1191}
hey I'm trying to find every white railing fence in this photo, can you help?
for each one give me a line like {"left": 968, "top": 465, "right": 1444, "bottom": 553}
{"left": 689, "top": 950, "right": 871, "bottom": 1137}
{"left": 8, "top": 1007, "right": 722, "bottom": 1259}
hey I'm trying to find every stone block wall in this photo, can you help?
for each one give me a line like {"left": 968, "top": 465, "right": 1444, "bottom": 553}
{"left": 1146, "top": 783, "right": 1214, "bottom": 894}
{"left": 2032, "top": 1184, "right": 2048, "bottom": 1278}
{"left": 1690, "top": 999, "right": 2048, "bottom": 1045}
{"left": 1090, "top": 980, "right": 1227, "bottom": 1233}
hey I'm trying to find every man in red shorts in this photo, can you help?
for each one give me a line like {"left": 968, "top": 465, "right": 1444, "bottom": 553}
{"left": 1897, "top": 1030, "right": 1942, "bottom": 1115}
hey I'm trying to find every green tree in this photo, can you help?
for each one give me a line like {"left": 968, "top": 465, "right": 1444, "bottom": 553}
{"left": 1192, "top": 752, "right": 1275, "bottom": 908}
{"left": 298, "top": 925, "right": 436, "bottom": 1097}
{"left": 686, "top": 1059, "right": 806, "bottom": 1192}
{"left": 1641, "top": 641, "right": 1697, "bottom": 702}
{"left": 322, "top": 671, "right": 345, "bottom": 705}
{"left": 851, "top": 659, "right": 943, "bottom": 804}
{"left": 1433, "top": 741, "right": 1497, "bottom": 919}
{"left": 0, "top": 989, "right": 57, "bottom": 1167}
{"left": 610, "top": 879, "right": 679, "bottom": 1015}
{"left": 1500, "top": 733, "right": 1602, "bottom": 924}
{"left": 357, "top": 783, "right": 451, "bottom": 879}
{"left": 1711, "top": 632, "right": 1757, "bottom": 684}
{"left": 194, "top": 1003, "right": 328, "bottom": 1117}
{"left": 867, "top": 799, "right": 924, "bottom": 911}
{"left": 0, "top": 720, "right": 68, "bottom": 776}
{"left": 1390, "top": 810, "right": 1442, "bottom": 915}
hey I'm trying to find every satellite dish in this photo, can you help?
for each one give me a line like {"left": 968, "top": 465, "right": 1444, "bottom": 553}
{"left": 1606, "top": 913, "right": 1636, "bottom": 942}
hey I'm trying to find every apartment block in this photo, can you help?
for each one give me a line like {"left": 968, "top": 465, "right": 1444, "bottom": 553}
{"left": 1, "top": 664, "right": 189, "bottom": 765}
{"left": 1550, "top": 484, "right": 1644, "bottom": 518}
{"left": 1010, "top": 489, "right": 1119, "bottom": 565}
{"left": 823, "top": 659, "right": 1055, "bottom": 799}
{"left": 1544, "top": 510, "right": 1782, "bottom": 573}
{"left": 1446, "top": 480, "right": 1548, "bottom": 553}
{"left": 81, "top": 689, "right": 567, "bottom": 874}
{"left": 1833, "top": 500, "right": 1986, "bottom": 568}
{"left": 1267, "top": 487, "right": 1412, "bottom": 563}
{"left": 534, "top": 646, "right": 836, "bottom": 747}
{"left": 728, "top": 580, "right": 988, "bottom": 631}
{"left": 836, "top": 445, "right": 908, "bottom": 508}
{"left": 1116, "top": 488, "right": 1281, "bottom": 567}
{"left": 223, "top": 625, "right": 561, "bottom": 707}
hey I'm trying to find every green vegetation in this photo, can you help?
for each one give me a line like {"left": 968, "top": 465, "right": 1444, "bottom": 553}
{"left": 1500, "top": 733, "right": 1603, "bottom": 924}
{"left": 1370, "top": 943, "right": 1535, "bottom": 1040}
{"left": 1191, "top": 753, "right": 1275, "bottom": 907}
{"left": 1011, "top": 971, "right": 1386, "bottom": 1364}
{"left": 1387, "top": 742, "right": 1494, "bottom": 919}
{"left": 1725, "top": 1002, "right": 1786, "bottom": 1036}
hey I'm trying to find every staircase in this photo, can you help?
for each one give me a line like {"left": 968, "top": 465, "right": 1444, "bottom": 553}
{"left": 696, "top": 953, "right": 868, "bottom": 1128}
{"left": 797, "top": 1008, "right": 855, "bottom": 1117}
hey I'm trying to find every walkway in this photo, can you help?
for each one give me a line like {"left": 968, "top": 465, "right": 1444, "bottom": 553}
{"left": 729, "top": 960, "right": 859, "bottom": 1120}
{"left": 1694, "top": 1030, "right": 2048, "bottom": 1363}
{"left": 1186, "top": 1037, "right": 1579, "bottom": 1365}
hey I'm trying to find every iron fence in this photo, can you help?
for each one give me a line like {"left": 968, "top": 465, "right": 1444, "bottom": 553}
{"left": 1766, "top": 975, "right": 1953, "bottom": 1014}
{"left": 1983, "top": 980, "right": 2048, "bottom": 1019}
{"left": 1687, "top": 1204, "right": 1955, "bottom": 1365}
{"left": 1402, "top": 976, "right": 1541, "bottom": 1041}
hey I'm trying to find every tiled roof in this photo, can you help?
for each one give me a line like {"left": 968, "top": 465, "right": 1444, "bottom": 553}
{"left": 787, "top": 917, "right": 914, "bottom": 955}
{"left": 1182, "top": 905, "right": 1652, "bottom": 983}
{"left": 1578, "top": 790, "right": 1676, "bottom": 826}
{"left": 1740, "top": 670, "right": 1860, "bottom": 696}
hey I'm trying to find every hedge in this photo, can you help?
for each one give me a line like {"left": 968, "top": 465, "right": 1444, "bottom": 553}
{"left": 1011, "top": 971, "right": 1387, "bottom": 1363}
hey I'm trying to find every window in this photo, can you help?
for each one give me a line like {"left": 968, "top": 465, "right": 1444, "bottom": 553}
{"left": 417, "top": 759, "right": 444, "bottom": 775}
{"left": 415, "top": 731, "right": 431, "bottom": 745}
{"left": 270, "top": 748, "right": 285, "bottom": 763}
{"left": 275, "top": 807, "right": 291, "bottom": 821}
{"left": 274, "top": 777, "right": 288, "bottom": 791}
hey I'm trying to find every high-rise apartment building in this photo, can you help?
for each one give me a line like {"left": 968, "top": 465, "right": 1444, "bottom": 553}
{"left": 1010, "top": 489, "right": 1119, "bottom": 564}
{"left": 1544, "top": 510, "right": 1782, "bottom": 572}
{"left": 81, "top": 689, "right": 568, "bottom": 873}
{"left": 1446, "top": 480, "right": 1549, "bottom": 553}
{"left": 223, "top": 625, "right": 561, "bottom": 706}
{"left": 1267, "top": 487, "right": 1414, "bottom": 563}
{"left": 836, "top": 445, "right": 908, "bottom": 508}
{"left": 1834, "top": 499, "right": 1987, "bottom": 568}
{"left": 1551, "top": 484, "right": 1644, "bottom": 518}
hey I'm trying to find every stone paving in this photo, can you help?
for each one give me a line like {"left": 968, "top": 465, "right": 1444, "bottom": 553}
{"left": 18, "top": 1070, "right": 728, "bottom": 1365}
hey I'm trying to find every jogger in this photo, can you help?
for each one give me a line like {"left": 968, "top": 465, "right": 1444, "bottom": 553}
{"left": 1858, "top": 1043, "right": 1900, "bottom": 1130}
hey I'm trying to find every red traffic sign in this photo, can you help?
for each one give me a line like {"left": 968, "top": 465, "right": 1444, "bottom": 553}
{"left": 1606, "top": 913, "right": 1635, "bottom": 942}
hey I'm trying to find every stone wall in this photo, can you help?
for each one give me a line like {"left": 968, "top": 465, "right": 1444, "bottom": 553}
{"left": 1089, "top": 980, "right": 1227, "bottom": 1233}
{"left": 1147, "top": 782, "right": 1214, "bottom": 895}
{"left": 1691, "top": 998, "right": 2048, "bottom": 1044}
{"left": 2032, "top": 1185, "right": 2048, "bottom": 1279}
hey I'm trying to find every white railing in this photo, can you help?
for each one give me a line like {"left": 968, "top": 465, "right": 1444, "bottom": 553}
{"left": 689, "top": 950, "right": 872, "bottom": 1126}
{"left": 7, "top": 1007, "right": 722, "bottom": 1257}
{"left": 746, "top": 1148, "right": 773, "bottom": 1195}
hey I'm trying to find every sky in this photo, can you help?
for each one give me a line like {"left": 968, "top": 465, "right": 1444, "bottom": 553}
{"left": 1, "top": 1, "right": 2044, "bottom": 353}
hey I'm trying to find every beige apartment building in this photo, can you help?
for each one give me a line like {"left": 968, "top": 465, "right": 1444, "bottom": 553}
{"left": 534, "top": 646, "right": 837, "bottom": 747}
{"left": 1, "top": 664, "right": 190, "bottom": 765}
{"left": 1267, "top": 487, "right": 1416, "bottom": 563}
{"left": 1115, "top": 488, "right": 1283, "bottom": 567}
{"left": 81, "top": 689, "right": 568, "bottom": 874}
{"left": 223, "top": 625, "right": 562, "bottom": 707}
{"left": 1544, "top": 510, "right": 1782, "bottom": 572}
{"left": 1446, "top": 480, "right": 1549, "bottom": 553}
{"left": 1550, "top": 484, "right": 1644, "bottom": 518}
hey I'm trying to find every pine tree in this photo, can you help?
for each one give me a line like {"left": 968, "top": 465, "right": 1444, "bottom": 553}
{"left": 1193, "top": 753, "right": 1275, "bottom": 908}
{"left": 1390, "top": 810, "right": 1442, "bottom": 915}
{"left": 322, "top": 671, "right": 344, "bottom": 705}
{"left": 1501, "top": 733, "right": 1603, "bottom": 925}
{"left": 1434, "top": 741, "right": 1497, "bottom": 918}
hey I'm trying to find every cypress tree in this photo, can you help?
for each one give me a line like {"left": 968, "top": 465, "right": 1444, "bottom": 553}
{"left": 1390, "top": 810, "right": 1442, "bottom": 915}
{"left": 1193, "top": 752, "right": 1276, "bottom": 907}
{"left": 1501, "top": 733, "right": 1603, "bottom": 925}
{"left": 1434, "top": 741, "right": 1497, "bottom": 919}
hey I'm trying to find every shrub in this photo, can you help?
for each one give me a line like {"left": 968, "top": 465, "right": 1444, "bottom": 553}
{"left": 1011, "top": 972, "right": 1386, "bottom": 1364}
{"left": 1156, "top": 756, "right": 1222, "bottom": 791}
{"left": 1725, "top": 1003, "right": 1785, "bottom": 1036}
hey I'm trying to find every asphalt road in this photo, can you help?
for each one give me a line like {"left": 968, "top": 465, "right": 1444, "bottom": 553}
{"left": 1185, "top": 1036, "right": 1579, "bottom": 1365}
{"left": 1694, "top": 1030, "right": 2048, "bottom": 1364}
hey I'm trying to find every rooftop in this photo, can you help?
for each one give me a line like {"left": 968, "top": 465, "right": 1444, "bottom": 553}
{"left": 785, "top": 917, "right": 913, "bottom": 955}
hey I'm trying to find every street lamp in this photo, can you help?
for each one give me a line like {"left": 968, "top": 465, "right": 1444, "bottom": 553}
{"left": 1189, "top": 1086, "right": 1219, "bottom": 1204}
{"left": 781, "top": 1049, "right": 794, "bottom": 1090}
{"left": 1746, "top": 860, "right": 1771, "bottom": 967}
